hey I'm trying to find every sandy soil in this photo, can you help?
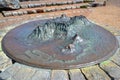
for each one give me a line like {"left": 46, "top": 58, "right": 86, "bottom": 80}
{"left": 87, "top": 0, "right": 120, "bottom": 34}
{"left": 87, "top": 1, "right": 120, "bottom": 29}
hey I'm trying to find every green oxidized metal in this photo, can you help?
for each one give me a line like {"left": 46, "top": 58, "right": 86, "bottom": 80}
{"left": 2, "top": 15, "right": 118, "bottom": 69}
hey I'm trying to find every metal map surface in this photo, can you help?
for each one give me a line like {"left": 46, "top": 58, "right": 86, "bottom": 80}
{"left": 2, "top": 15, "right": 118, "bottom": 69}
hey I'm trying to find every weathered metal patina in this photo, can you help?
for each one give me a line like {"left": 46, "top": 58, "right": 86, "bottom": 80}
{"left": 2, "top": 15, "right": 118, "bottom": 69}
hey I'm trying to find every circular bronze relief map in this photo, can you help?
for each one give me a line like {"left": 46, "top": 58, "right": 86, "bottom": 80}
{"left": 2, "top": 15, "right": 118, "bottom": 69}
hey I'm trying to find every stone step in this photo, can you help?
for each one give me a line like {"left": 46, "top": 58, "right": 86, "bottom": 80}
{"left": 2, "top": 3, "right": 89, "bottom": 17}
{"left": 20, "top": 0, "right": 94, "bottom": 9}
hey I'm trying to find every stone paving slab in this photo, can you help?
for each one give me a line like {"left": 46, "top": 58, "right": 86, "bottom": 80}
{"left": 51, "top": 70, "right": 69, "bottom": 80}
{"left": 69, "top": 69, "right": 86, "bottom": 80}
{"left": 81, "top": 65, "right": 111, "bottom": 80}
{"left": 0, "top": 54, "right": 12, "bottom": 71}
{"left": 0, "top": 63, "right": 51, "bottom": 80}
{"left": 0, "top": 43, "right": 12, "bottom": 71}
{"left": 31, "top": 69, "right": 51, "bottom": 80}
{"left": 100, "top": 60, "right": 120, "bottom": 79}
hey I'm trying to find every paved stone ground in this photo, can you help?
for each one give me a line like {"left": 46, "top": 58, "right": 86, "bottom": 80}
{"left": 0, "top": 0, "right": 120, "bottom": 80}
